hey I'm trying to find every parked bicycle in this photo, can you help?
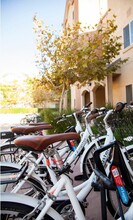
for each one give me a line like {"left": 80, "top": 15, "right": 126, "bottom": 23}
{"left": 1, "top": 102, "right": 133, "bottom": 219}
{"left": 20, "top": 113, "right": 42, "bottom": 125}
{"left": 1, "top": 140, "right": 133, "bottom": 219}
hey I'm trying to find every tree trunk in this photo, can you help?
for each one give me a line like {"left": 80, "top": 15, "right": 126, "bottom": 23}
{"left": 59, "top": 84, "right": 66, "bottom": 112}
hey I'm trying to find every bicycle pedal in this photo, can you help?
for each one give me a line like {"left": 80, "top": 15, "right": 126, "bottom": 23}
{"left": 74, "top": 175, "right": 86, "bottom": 181}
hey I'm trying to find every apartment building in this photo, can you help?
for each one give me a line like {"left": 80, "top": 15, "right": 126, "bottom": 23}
{"left": 63, "top": 0, "right": 133, "bottom": 109}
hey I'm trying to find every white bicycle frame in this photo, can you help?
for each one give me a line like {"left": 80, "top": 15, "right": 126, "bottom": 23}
{"left": 1, "top": 149, "right": 133, "bottom": 220}
{"left": 0, "top": 109, "right": 118, "bottom": 194}
{"left": 39, "top": 143, "right": 133, "bottom": 203}
{"left": 1, "top": 108, "right": 133, "bottom": 201}
{"left": 1, "top": 173, "right": 86, "bottom": 220}
{"left": 1, "top": 107, "right": 133, "bottom": 219}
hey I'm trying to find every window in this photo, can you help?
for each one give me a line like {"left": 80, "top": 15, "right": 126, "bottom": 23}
{"left": 123, "top": 20, "right": 133, "bottom": 48}
{"left": 126, "top": 84, "right": 132, "bottom": 104}
{"left": 130, "top": 20, "right": 133, "bottom": 44}
{"left": 123, "top": 24, "right": 130, "bottom": 48}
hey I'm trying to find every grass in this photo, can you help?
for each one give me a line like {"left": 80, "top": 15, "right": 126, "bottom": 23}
{"left": 0, "top": 108, "right": 38, "bottom": 114}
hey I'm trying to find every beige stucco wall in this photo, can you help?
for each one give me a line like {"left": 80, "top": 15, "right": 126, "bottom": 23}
{"left": 78, "top": 0, "right": 107, "bottom": 28}
{"left": 63, "top": 0, "right": 133, "bottom": 109}
{"left": 107, "top": 0, "right": 133, "bottom": 104}
{"left": 71, "top": 84, "right": 81, "bottom": 109}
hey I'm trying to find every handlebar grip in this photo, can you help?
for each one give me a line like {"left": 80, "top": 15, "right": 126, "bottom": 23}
{"left": 75, "top": 110, "right": 84, "bottom": 116}
{"left": 114, "top": 102, "right": 127, "bottom": 112}
{"left": 55, "top": 116, "right": 64, "bottom": 121}
{"left": 85, "top": 102, "right": 92, "bottom": 108}
{"left": 91, "top": 108, "right": 99, "bottom": 114}
{"left": 87, "top": 112, "right": 99, "bottom": 121}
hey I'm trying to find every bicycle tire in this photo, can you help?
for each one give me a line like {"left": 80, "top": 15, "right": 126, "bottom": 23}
{"left": 0, "top": 144, "right": 52, "bottom": 196}
{"left": 0, "top": 143, "right": 38, "bottom": 163}
{"left": 1, "top": 200, "right": 54, "bottom": 219}
{"left": 82, "top": 138, "right": 105, "bottom": 179}
{"left": 20, "top": 117, "right": 28, "bottom": 125}
{"left": 0, "top": 143, "right": 49, "bottom": 177}
{"left": 2, "top": 174, "right": 46, "bottom": 197}
{"left": 107, "top": 147, "right": 133, "bottom": 219}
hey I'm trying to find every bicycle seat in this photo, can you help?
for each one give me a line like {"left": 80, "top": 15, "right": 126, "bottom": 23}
{"left": 11, "top": 124, "right": 53, "bottom": 135}
{"left": 14, "top": 132, "right": 80, "bottom": 151}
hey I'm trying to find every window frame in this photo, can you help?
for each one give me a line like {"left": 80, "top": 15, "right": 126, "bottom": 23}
{"left": 130, "top": 20, "right": 133, "bottom": 44}
{"left": 126, "top": 84, "right": 133, "bottom": 104}
{"left": 123, "top": 19, "right": 133, "bottom": 49}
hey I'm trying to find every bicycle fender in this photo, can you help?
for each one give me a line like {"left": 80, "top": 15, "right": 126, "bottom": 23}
{"left": 1, "top": 192, "right": 38, "bottom": 206}
{"left": 1, "top": 192, "right": 64, "bottom": 220}
{"left": 0, "top": 162, "right": 22, "bottom": 171}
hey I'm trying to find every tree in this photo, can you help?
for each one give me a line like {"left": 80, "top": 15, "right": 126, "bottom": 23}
{"left": 32, "top": 77, "right": 60, "bottom": 107}
{"left": 33, "top": 13, "right": 127, "bottom": 111}
{"left": 0, "top": 77, "right": 34, "bottom": 108}
{"left": 0, "top": 81, "right": 20, "bottom": 107}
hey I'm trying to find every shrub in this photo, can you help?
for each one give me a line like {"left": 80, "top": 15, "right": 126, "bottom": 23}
{"left": 40, "top": 108, "right": 76, "bottom": 134}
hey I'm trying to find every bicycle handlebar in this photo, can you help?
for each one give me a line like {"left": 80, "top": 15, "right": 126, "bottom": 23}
{"left": 56, "top": 101, "right": 127, "bottom": 126}
{"left": 85, "top": 102, "right": 92, "bottom": 108}
{"left": 86, "top": 102, "right": 127, "bottom": 123}
{"left": 56, "top": 103, "right": 92, "bottom": 123}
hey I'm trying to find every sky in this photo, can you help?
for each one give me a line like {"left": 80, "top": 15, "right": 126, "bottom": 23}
{"left": 1, "top": 0, "right": 66, "bottom": 81}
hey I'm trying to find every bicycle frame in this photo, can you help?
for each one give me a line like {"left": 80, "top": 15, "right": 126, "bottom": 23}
{"left": 42, "top": 144, "right": 133, "bottom": 203}
{"left": 35, "top": 174, "right": 85, "bottom": 220}
{"left": 1, "top": 106, "right": 132, "bottom": 200}
{"left": 1, "top": 142, "right": 133, "bottom": 220}
{"left": 2, "top": 174, "right": 86, "bottom": 220}
{"left": 2, "top": 139, "right": 131, "bottom": 204}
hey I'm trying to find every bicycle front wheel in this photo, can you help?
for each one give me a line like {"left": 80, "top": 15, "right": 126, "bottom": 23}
{"left": 82, "top": 138, "right": 105, "bottom": 179}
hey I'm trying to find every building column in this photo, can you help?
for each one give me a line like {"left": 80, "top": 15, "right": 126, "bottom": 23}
{"left": 90, "top": 90, "right": 95, "bottom": 109}
{"left": 105, "top": 75, "right": 113, "bottom": 105}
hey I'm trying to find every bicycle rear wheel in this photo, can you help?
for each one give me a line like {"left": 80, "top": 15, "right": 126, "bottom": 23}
{"left": 0, "top": 144, "right": 50, "bottom": 196}
{"left": 0, "top": 143, "right": 39, "bottom": 163}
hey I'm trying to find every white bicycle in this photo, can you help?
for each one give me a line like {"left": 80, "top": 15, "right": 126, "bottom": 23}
{"left": 1, "top": 139, "right": 133, "bottom": 220}
{"left": 1, "top": 103, "right": 133, "bottom": 219}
